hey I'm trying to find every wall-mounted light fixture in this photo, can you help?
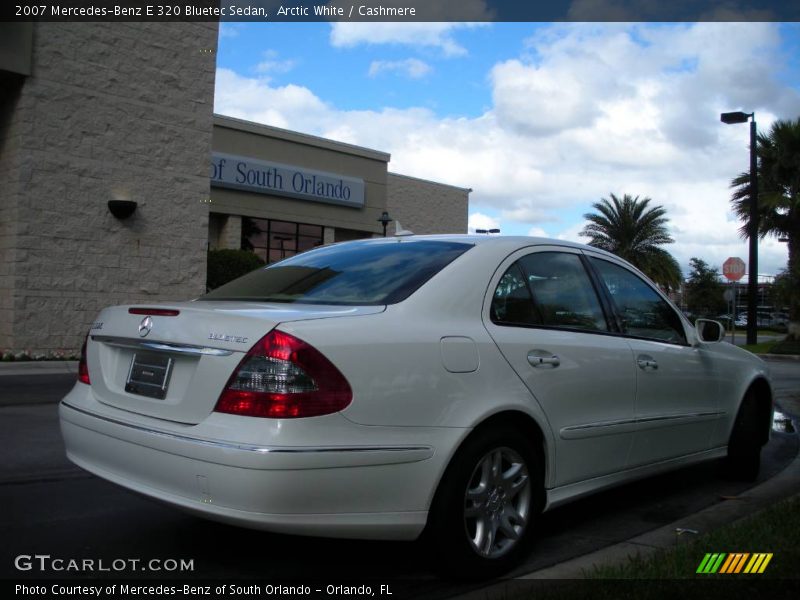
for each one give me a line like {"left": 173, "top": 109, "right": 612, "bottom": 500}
{"left": 107, "top": 200, "right": 137, "bottom": 219}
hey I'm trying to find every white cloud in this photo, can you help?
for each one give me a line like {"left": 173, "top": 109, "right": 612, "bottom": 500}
{"left": 215, "top": 23, "right": 800, "bottom": 276}
{"left": 254, "top": 50, "right": 296, "bottom": 75}
{"left": 491, "top": 59, "right": 598, "bottom": 136}
{"left": 527, "top": 226, "right": 549, "bottom": 238}
{"left": 215, "top": 68, "right": 328, "bottom": 130}
{"left": 330, "top": 23, "right": 485, "bottom": 57}
{"left": 218, "top": 23, "right": 240, "bottom": 38}
{"left": 555, "top": 222, "right": 591, "bottom": 245}
{"left": 368, "top": 58, "right": 432, "bottom": 79}
{"left": 501, "top": 203, "right": 560, "bottom": 224}
{"left": 468, "top": 212, "right": 501, "bottom": 233}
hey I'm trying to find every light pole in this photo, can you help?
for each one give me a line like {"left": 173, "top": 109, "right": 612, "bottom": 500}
{"left": 377, "top": 211, "right": 392, "bottom": 237}
{"left": 721, "top": 110, "right": 759, "bottom": 345}
{"left": 274, "top": 234, "right": 292, "bottom": 259}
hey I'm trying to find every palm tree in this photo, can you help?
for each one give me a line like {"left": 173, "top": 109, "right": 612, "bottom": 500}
{"left": 580, "top": 193, "right": 682, "bottom": 290}
{"left": 730, "top": 117, "right": 800, "bottom": 339}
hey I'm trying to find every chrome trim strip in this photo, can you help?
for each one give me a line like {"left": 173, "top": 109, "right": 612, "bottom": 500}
{"left": 563, "top": 417, "right": 637, "bottom": 432}
{"left": 565, "top": 411, "right": 724, "bottom": 431}
{"left": 93, "top": 335, "right": 234, "bottom": 357}
{"left": 61, "top": 401, "right": 432, "bottom": 456}
{"left": 560, "top": 411, "right": 726, "bottom": 439}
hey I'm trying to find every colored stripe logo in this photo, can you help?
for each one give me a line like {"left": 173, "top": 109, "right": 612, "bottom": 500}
{"left": 696, "top": 553, "right": 773, "bottom": 574}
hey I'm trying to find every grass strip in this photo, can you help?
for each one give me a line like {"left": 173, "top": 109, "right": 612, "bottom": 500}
{"left": 588, "top": 494, "right": 800, "bottom": 579}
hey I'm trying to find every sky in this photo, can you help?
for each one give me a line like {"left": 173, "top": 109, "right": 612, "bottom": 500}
{"left": 214, "top": 21, "right": 800, "bottom": 280}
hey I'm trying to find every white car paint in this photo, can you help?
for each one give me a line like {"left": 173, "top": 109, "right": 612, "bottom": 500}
{"left": 59, "top": 235, "right": 773, "bottom": 573}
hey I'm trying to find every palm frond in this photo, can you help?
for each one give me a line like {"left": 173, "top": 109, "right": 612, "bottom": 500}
{"left": 580, "top": 193, "right": 681, "bottom": 288}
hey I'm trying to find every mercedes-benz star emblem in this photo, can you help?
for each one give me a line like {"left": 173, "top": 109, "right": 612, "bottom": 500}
{"left": 138, "top": 316, "right": 153, "bottom": 338}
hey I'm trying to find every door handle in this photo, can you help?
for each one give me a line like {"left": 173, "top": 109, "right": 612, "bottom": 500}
{"left": 527, "top": 351, "right": 560, "bottom": 368}
{"left": 637, "top": 355, "right": 658, "bottom": 370}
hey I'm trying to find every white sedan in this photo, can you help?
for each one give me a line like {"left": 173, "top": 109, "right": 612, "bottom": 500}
{"left": 60, "top": 235, "right": 773, "bottom": 577}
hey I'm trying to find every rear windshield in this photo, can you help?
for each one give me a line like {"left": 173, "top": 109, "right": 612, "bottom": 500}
{"left": 200, "top": 240, "right": 473, "bottom": 306}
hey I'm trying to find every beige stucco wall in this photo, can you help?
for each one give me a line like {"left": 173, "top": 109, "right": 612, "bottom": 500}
{"left": 386, "top": 173, "right": 470, "bottom": 236}
{"left": 0, "top": 78, "right": 23, "bottom": 347}
{"left": 0, "top": 22, "right": 217, "bottom": 355}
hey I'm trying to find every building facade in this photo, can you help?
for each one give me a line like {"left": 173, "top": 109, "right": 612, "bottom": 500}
{"left": 208, "top": 116, "right": 469, "bottom": 260}
{"left": 0, "top": 23, "right": 469, "bottom": 356}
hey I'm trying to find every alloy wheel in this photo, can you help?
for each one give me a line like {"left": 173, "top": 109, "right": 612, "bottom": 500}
{"left": 463, "top": 446, "right": 531, "bottom": 559}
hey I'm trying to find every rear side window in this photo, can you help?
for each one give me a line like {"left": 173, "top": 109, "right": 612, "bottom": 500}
{"left": 492, "top": 252, "right": 608, "bottom": 332}
{"left": 589, "top": 257, "right": 686, "bottom": 344}
{"left": 491, "top": 263, "right": 541, "bottom": 326}
{"left": 201, "top": 240, "right": 473, "bottom": 306}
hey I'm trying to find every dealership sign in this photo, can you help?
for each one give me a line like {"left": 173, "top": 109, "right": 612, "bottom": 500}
{"left": 210, "top": 152, "right": 365, "bottom": 209}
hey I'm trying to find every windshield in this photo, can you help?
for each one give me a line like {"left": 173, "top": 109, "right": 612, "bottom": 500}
{"left": 201, "top": 239, "right": 473, "bottom": 305}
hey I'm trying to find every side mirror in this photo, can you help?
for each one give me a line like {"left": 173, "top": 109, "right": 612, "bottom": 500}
{"left": 696, "top": 319, "right": 725, "bottom": 343}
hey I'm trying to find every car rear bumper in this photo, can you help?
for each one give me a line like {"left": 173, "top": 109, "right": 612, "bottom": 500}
{"left": 59, "top": 386, "right": 465, "bottom": 541}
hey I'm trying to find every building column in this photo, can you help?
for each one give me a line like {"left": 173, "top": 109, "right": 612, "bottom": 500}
{"left": 219, "top": 215, "right": 242, "bottom": 249}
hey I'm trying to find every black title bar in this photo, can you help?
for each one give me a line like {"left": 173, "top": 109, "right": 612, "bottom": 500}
{"left": 3, "top": 0, "right": 800, "bottom": 22}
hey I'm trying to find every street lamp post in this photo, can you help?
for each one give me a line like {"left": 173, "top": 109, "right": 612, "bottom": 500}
{"left": 721, "top": 110, "right": 759, "bottom": 346}
{"left": 377, "top": 211, "right": 392, "bottom": 237}
{"left": 274, "top": 234, "right": 292, "bottom": 259}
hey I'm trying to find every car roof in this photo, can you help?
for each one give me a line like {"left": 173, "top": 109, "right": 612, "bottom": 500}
{"left": 345, "top": 234, "right": 621, "bottom": 261}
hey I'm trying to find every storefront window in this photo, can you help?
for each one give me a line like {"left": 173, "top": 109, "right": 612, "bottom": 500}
{"left": 242, "top": 217, "right": 323, "bottom": 264}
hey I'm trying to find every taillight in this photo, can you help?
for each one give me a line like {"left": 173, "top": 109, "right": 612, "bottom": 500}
{"left": 214, "top": 330, "right": 352, "bottom": 418}
{"left": 78, "top": 335, "right": 90, "bottom": 385}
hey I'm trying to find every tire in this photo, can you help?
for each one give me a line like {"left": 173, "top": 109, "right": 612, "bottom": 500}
{"left": 427, "top": 426, "right": 543, "bottom": 579}
{"left": 725, "top": 393, "right": 763, "bottom": 481}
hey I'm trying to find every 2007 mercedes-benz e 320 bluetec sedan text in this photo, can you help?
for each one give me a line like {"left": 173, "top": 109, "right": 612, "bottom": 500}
{"left": 60, "top": 235, "right": 773, "bottom": 577}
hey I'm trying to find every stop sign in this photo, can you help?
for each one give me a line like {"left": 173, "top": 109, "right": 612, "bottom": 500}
{"left": 723, "top": 257, "right": 746, "bottom": 282}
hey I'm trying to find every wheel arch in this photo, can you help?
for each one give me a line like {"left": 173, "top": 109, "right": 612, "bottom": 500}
{"left": 426, "top": 409, "right": 549, "bottom": 518}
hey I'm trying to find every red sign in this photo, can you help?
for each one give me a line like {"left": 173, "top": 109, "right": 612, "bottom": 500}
{"left": 723, "top": 257, "right": 746, "bottom": 282}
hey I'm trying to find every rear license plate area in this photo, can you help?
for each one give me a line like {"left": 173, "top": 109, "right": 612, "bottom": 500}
{"left": 125, "top": 352, "right": 173, "bottom": 400}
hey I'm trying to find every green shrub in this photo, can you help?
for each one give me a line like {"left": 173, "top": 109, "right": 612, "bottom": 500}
{"left": 206, "top": 249, "right": 265, "bottom": 291}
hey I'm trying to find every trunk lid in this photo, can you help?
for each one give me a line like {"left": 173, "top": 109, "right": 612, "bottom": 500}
{"left": 86, "top": 301, "right": 383, "bottom": 424}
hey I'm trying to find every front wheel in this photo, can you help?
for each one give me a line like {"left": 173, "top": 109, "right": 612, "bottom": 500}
{"left": 427, "top": 426, "right": 542, "bottom": 579}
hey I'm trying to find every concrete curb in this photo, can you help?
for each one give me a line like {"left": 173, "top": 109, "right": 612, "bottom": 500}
{"left": 0, "top": 361, "right": 78, "bottom": 376}
{"left": 759, "top": 353, "right": 800, "bottom": 362}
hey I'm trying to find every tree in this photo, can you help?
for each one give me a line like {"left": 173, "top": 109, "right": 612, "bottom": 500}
{"left": 771, "top": 269, "right": 794, "bottom": 312}
{"left": 730, "top": 117, "right": 800, "bottom": 339}
{"left": 685, "top": 258, "right": 726, "bottom": 318}
{"left": 580, "top": 193, "right": 682, "bottom": 290}
{"left": 206, "top": 249, "right": 265, "bottom": 291}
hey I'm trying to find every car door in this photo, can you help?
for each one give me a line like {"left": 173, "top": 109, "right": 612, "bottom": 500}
{"left": 587, "top": 255, "right": 721, "bottom": 466}
{"left": 484, "top": 248, "right": 637, "bottom": 487}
